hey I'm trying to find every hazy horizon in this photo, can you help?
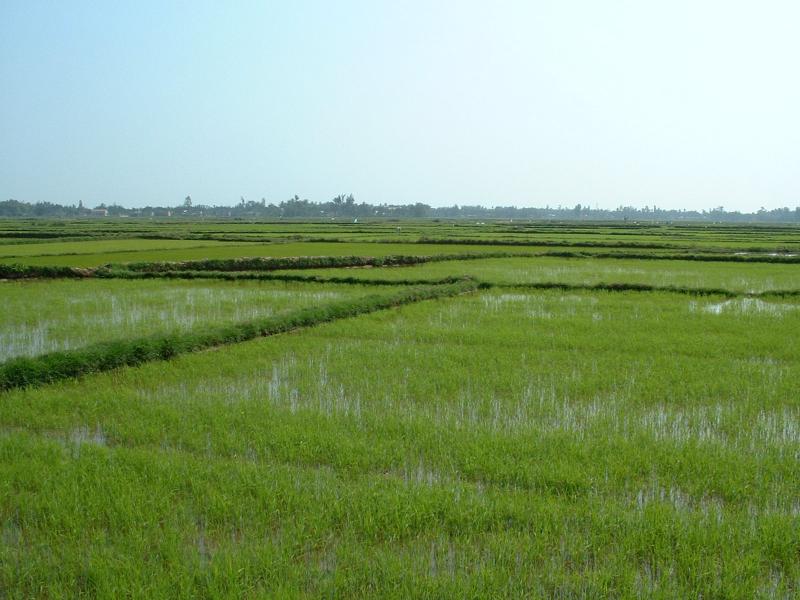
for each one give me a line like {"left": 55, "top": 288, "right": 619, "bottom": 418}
{"left": 2, "top": 1, "right": 799, "bottom": 212}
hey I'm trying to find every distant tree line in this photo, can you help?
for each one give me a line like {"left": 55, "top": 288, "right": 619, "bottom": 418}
{"left": 2, "top": 196, "right": 800, "bottom": 222}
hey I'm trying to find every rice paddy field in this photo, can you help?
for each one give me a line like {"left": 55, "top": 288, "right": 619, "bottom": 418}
{"left": 0, "top": 280, "right": 367, "bottom": 361}
{"left": 1, "top": 219, "right": 799, "bottom": 598}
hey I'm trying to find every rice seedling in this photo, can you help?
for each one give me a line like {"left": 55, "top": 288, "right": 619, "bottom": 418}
{"left": 277, "top": 254, "right": 800, "bottom": 294}
{"left": 0, "top": 279, "right": 477, "bottom": 389}
{"left": 0, "top": 279, "right": 369, "bottom": 361}
{"left": 1, "top": 221, "right": 799, "bottom": 597}
{"left": 1, "top": 285, "right": 798, "bottom": 597}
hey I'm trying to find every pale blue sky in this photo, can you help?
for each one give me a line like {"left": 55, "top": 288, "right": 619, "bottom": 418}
{"left": 1, "top": 1, "right": 798, "bottom": 210}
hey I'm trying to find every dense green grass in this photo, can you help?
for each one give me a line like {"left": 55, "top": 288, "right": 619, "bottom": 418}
{"left": 2, "top": 290, "right": 799, "bottom": 596}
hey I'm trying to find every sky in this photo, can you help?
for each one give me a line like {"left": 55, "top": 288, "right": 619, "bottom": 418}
{"left": 1, "top": 1, "right": 799, "bottom": 211}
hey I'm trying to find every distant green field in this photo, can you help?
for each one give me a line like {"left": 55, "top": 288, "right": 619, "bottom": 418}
{"left": 281, "top": 255, "right": 800, "bottom": 293}
{"left": 1, "top": 219, "right": 799, "bottom": 597}
{"left": 0, "top": 242, "right": 540, "bottom": 268}
{"left": 0, "top": 238, "right": 257, "bottom": 258}
{"left": 3, "top": 217, "right": 800, "bottom": 252}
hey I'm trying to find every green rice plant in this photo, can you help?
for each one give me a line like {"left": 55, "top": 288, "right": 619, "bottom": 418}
{"left": 0, "top": 279, "right": 478, "bottom": 390}
{"left": 112, "top": 252, "right": 516, "bottom": 274}
{"left": 0, "top": 242, "right": 535, "bottom": 268}
{"left": 1, "top": 288, "right": 798, "bottom": 596}
{"left": 540, "top": 249, "right": 800, "bottom": 263}
{"left": 501, "top": 281, "right": 739, "bottom": 296}
{"left": 0, "top": 238, "right": 249, "bottom": 259}
{"left": 0, "top": 279, "right": 371, "bottom": 361}
{"left": 278, "top": 255, "right": 800, "bottom": 294}
{"left": 97, "top": 268, "right": 465, "bottom": 287}
{"left": 2, "top": 219, "right": 800, "bottom": 597}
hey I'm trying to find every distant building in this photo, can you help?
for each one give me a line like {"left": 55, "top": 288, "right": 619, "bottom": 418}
{"left": 91, "top": 208, "right": 108, "bottom": 217}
